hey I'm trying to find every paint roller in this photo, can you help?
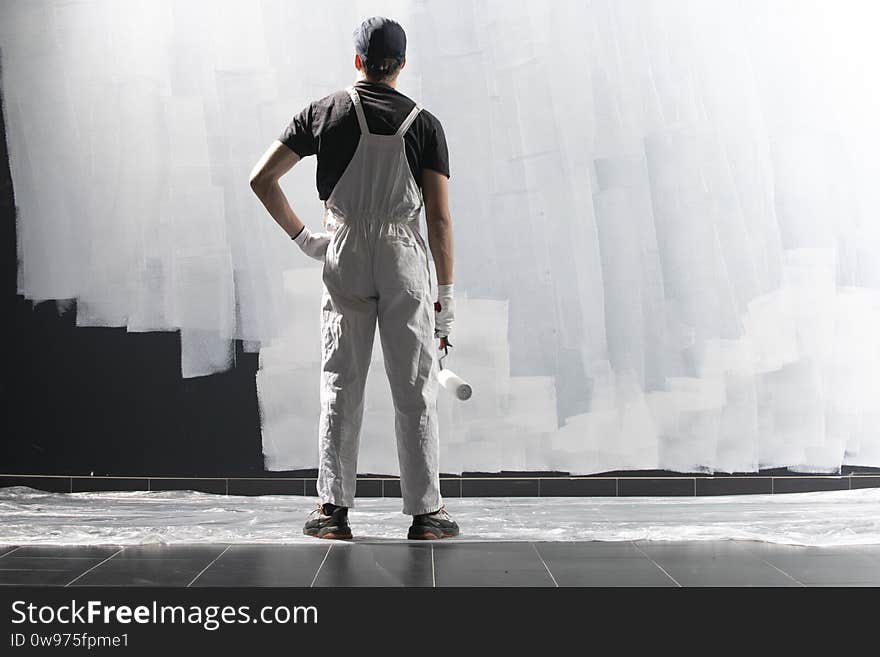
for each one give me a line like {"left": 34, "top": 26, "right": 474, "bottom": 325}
{"left": 434, "top": 313, "right": 472, "bottom": 401}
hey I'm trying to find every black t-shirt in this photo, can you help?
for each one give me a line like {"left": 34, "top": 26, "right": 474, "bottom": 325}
{"left": 278, "top": 80, "right": 450, "bottom": 201}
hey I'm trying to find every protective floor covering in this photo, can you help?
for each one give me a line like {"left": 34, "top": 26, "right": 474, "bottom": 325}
{"left": 1, "top": 486, "right": 878, "bottom": 547}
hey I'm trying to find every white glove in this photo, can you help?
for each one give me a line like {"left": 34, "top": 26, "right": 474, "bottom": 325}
{"left": 293, "top": 224, "right": 331, "bottom": 261}
{"left": 434, "top": 283, "right": 455, "bottom": 339}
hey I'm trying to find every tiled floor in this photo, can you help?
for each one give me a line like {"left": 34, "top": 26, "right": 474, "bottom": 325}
{"left": 2, "top": 541, "right": 880, "bottom": 587}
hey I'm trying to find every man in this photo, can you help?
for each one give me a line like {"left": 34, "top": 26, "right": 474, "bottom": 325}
{"left": 249, "top": 17, "right": 459, "bottom": 541}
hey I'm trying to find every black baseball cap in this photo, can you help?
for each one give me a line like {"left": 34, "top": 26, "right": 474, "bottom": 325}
{"left": 353, "top": 17, "right": 406, "bottom": 63}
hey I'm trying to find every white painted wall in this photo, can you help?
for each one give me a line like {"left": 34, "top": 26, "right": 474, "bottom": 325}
{"left": 4, "top": 0, "right": 880, "bottom": 475}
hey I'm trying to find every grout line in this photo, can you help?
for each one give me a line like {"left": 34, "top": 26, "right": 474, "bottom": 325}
{"left": 693, "top": 478, "right": 697, "bottom": 496}
{"left": 631, "top": 543, "right": 682, "bottom": 587}
{"left": 65, "top": 548, "right": 125, "bottom": 587}
{"left": 310, "top": 545, "right": 333, "bottom": 588}
{"left": 771, "top": 478, "right": 775, "bottom": 494}
{"left": 531, "top": 543, "right": 559, "bottom": 588}
{"left": 615, "top": 478, "right": 619, "bottom": 496}
{"left": 187, "top": 545, "right": 232, "bottom": 587}
{"left": 0, "top": 547, "right": 22, "bottom": 559}
{"left": 431, "top": 544, "right": 436, "bottom": 588}
{"left": 761, "top": 559, "right": 805, "bottom": 587}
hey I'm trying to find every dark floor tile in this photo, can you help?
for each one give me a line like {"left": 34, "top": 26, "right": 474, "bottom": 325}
{"left": 772, "top": 477, "right": 849, "bottom": 494}
{"left": 0, "top": 476, "right": 71, "bottom": 493}
{"left": 762, "top": 553, "right": 880, "bottom": 586}
{"left": 758, "top": 467, "right": 800, "bottom": 476}
{"left": 595, "top": 469, "right": 696, "bottom": 478}
{"left": 432, "top": 542, "right": 554, "bottom": 587}
{"left": 0, "top": 546, "right": 20, "bottom": 558}
{"left": 617, "top": 478, "right": 695, "bottom": 496}
{"left": 0, "top": 570, "right": 84, "bottom": 586}
{"left": 61, "top": 545, "right": 228, "bottom": 586}
{"left": 69, "top": 557, "right": 207, "bottom": 586}
{"left": 312, "top": 544, "right": 433, "bottom": 587}
{"left": 534, "top": 542, "right": 675, "bottom": 587}
{"left": 633, "top": 540, "right": 803, "bottom": 561}
{"left": 534, "top": 541, "right": 649, "bottom": 559}
{"left": 227, "top": 478, "right": 304, "bottom": 496}
{"left": 150, "top": 478, "right": 227, "bottom": 494}
{"left": 655, "top": 557, "right": 801, "bottom": 587}
{"left": 355, "top": 479, "right": 382, "bottom": 498}
{"left": 695, "top": 477, "right": 773, "bottom": 496}
{"left": 461, "top": 478, "right": 539, "bottom": 497}
{"left": 634, "top": 541, "right": 806, "bottom": 584}
{"left": 304, "top": 479, "right": 318, "bottom": 497}
{"left": 552, "top": 557, "right": 676, "bottom": 586}
{"left": 191, "top": 544, "right": 331, "bottom": 587}
{"left": 0, "top": 554, "right": 112, "bottom": 586}
{"left": 440, "top": 478, "right": 461, "bottom": 498}
{"left": 383, "top": 479, "right": 401, "bottom": 497}
{"left": 539, "top": 478, "right": 616, "bottom": 496}
{"left": 116, "top": 545, "right": 228, "bottom": 560}
{"left": 854, "top": 545, "right": 880, "bottom": 562}
{"left": 71, "top": 477, "right": 149, "bottom": 492}
{"left": 8, "top": 545, "right": 122, "bottom": 559}
{"left": 270, "top": 469, "right": 319, "bottom": 478}
{"left": 0, "top": 556, "right": 110, "bottom": 570}
{"left": 850, "top": 476, "right": 880, "bottom": 490}
{"left": 810, "top": 583, "right": 880, "bottom": 587}
{"left": 842, "top": 465, "right": 880, "bottom": 475}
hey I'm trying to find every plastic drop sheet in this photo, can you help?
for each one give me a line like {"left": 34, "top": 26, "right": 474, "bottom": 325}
{"left": 1, "top": 486, "right": 879, "bottom": 547}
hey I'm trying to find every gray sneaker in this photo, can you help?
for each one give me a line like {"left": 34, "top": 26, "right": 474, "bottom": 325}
{"left": 408, "top": 505, "right": 459, "bottom": 540}
{"left": 303, "top": 503, "right": 352, "bottom": 540}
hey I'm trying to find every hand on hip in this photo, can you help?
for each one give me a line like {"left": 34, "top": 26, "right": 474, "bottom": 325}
{"left": 293, "top": 224, "right": 331, "bottom": 261}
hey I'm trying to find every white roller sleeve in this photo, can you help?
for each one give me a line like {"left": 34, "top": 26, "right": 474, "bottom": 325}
{"left": 437, "top": 368, "right": 472, "bottom": 400}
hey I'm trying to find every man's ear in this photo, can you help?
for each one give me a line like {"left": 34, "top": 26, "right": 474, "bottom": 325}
{"left": 354, "top": 53, "right": 362, "bottom": 71}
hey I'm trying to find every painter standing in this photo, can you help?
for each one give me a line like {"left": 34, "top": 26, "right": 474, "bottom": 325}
{"left": 249, "top": 17, "right": 459, "bottom": 540}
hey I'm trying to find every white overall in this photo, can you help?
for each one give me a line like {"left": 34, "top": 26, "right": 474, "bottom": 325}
{"left": 317, "top": 85, "right": 442, "bottom": 516}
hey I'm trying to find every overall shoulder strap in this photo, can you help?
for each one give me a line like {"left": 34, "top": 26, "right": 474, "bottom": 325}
{"left": 345, "top": 86, "right": 370, "bottom": 135}
{"left": 395, "top": 101, "right": 422, "bottom": 137}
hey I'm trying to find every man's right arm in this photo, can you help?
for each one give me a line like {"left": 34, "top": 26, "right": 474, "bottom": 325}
{"left": 422, "top": 169, "right": 454, "bottom": 286}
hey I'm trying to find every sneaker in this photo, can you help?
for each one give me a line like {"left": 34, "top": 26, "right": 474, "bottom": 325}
{"left": 303, "top": 503, "right": 352, "bottom": 540}
{"left": 407, "top": 505, "right": 459, "bottom": 540}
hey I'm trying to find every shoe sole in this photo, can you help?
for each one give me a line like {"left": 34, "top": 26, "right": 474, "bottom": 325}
{"left": 303, "top": 527, "right": 353, "bottom": 540}
{"left": 407, "top": 529, "right": 459, "bottom": 540}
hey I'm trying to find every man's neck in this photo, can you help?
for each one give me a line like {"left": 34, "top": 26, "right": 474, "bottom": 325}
{"left": 356, "top": 74, "right": 397, "bottom": 90}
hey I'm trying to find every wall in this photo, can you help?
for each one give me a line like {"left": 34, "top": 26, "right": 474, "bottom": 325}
{"left": 3, "top": 0, "right": 880, "bottom": 478}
